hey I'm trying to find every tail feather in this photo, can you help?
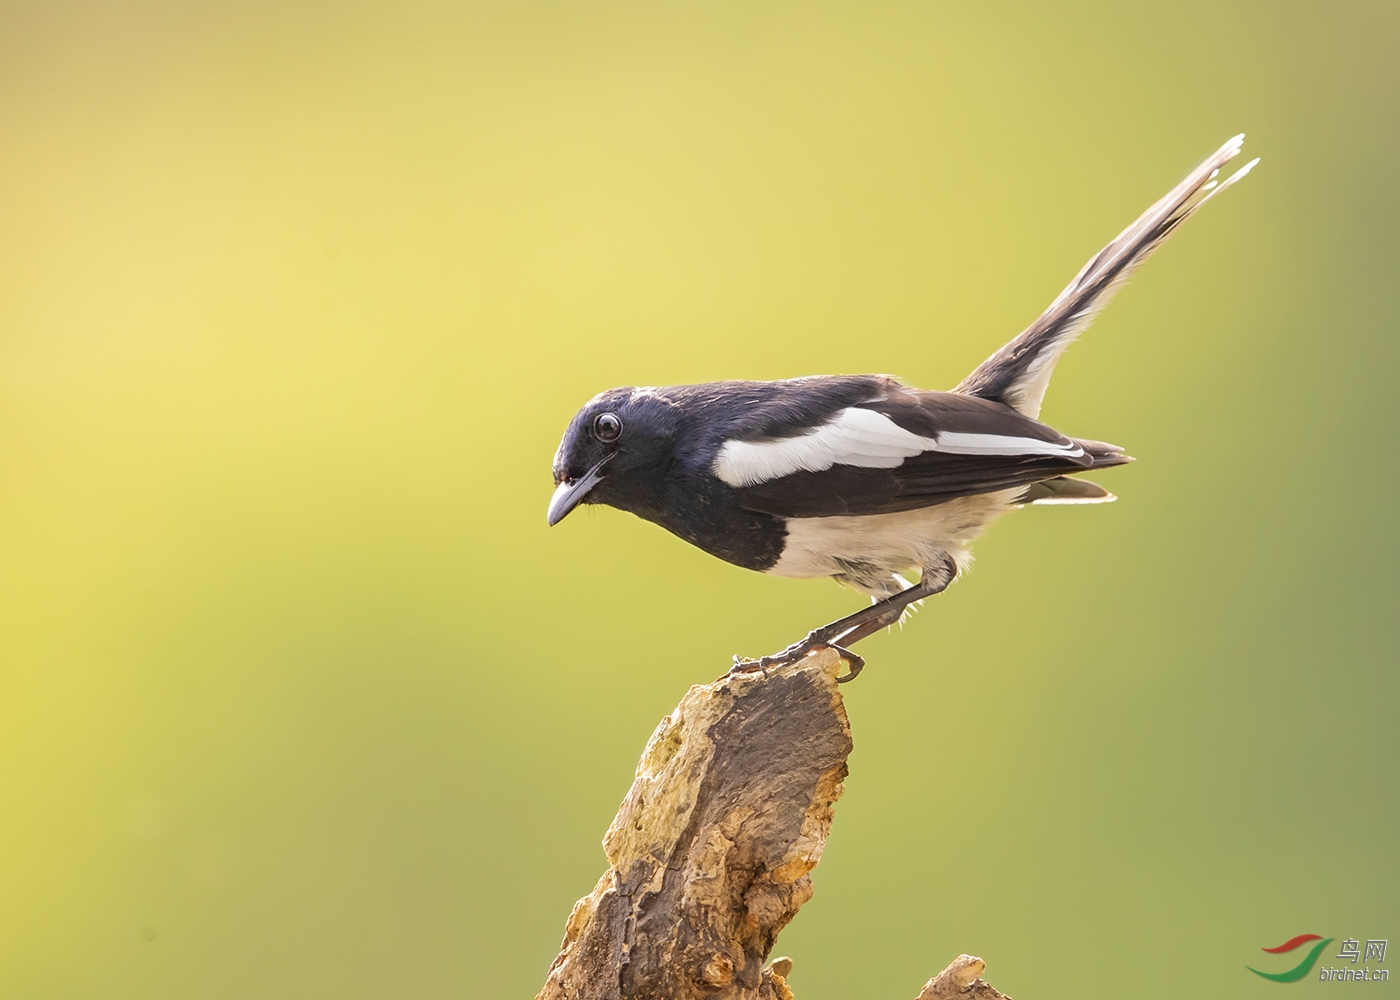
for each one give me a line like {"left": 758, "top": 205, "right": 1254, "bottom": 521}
{"left": 1017, "top": 476, "right": 1116, "bottom": 505}
{"left": 1075, "top": 437, "right": 1134, "bottom": 468}
{"left": 956, "top": 135, "right": 1258, "bottom": 419}
{"left": 1016, "top": 438, "right": 1132, "bottom": 505}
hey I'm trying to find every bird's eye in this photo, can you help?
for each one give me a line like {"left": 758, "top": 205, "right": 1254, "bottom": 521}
{"left": 593, "top": 412, "right": 622, "bottom": 442}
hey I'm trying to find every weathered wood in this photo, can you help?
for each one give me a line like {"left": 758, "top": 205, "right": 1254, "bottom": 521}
{"left": 916, "top": 955, "right": 1012, "bottom": 1000}
{"left": 536, "top": 649, "right": 1012, "bottom": 1000}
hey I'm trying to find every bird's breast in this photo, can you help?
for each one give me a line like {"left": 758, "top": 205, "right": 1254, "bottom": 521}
{"left": 767, "top": 489, "right": 1021, "bottom": 592}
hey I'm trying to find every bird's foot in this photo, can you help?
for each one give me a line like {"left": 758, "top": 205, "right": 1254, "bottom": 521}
{"left": 728, "top": 654, "right": 769, "bottom": 679}
{"left": 729, "top": 631, "right": 865, "bottom": 683}
{"left": 729, "top": 632, "right": 817, "bottom": 677}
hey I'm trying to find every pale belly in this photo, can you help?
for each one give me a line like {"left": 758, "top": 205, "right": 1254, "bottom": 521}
{"left": 766, "top": 489, "right": 1021, "bottom": 597}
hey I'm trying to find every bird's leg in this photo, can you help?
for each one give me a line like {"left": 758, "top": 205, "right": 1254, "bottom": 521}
{"left": 735, "top": 600, "right": 901, "bottom": 668}
{"left": 729, "top": 593, "right": 919, "bottom": 681}
{"left": 821, "top": 603, "right": 907, "bottom": 683}
{"left": 731, "top": 557, "right": 957, "bottom": 681}
{"left": 817, "top": 586, "right": 935, "bottom": 682}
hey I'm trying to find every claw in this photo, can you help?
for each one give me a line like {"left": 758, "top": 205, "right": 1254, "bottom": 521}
{"left": 729, "top": 655, "right": 759, "bottom": 677}
{"left": 731, "top": 650, "right": 779, "bottom": 676}
{"left": 833, "top": 646, "right": 865, "bottom": 683}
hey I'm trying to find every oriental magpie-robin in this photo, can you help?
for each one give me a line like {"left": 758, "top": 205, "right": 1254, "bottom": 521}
{"left": 548, "top": 136, "right": 1257, "bottom": 680}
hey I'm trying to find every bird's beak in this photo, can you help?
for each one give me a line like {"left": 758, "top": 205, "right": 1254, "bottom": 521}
{"left": 547, "top": 460, "right": 608, "bottom": 526}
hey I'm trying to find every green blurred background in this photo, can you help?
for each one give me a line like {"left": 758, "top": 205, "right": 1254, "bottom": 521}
{"left": 1, "top": 2, "right": 1396, "bottom": 997}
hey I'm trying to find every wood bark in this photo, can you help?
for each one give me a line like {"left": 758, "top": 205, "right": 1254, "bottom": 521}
{"left": 536, "top": 649, "right": 1014, "bottom": 1000}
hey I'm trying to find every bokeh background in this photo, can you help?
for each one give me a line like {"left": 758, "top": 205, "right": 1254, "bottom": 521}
{"left": 2, "top": 2, "right": 1397, "bottom": 997}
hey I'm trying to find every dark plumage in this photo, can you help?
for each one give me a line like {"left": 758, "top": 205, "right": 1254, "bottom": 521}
{"left": 548, "top": 136, "right": 1257, "bottom": 677}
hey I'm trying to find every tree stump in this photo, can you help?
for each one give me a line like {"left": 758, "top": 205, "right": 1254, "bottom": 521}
{"left": 536, "top": 648, "right": 1013, "bottom": 1000}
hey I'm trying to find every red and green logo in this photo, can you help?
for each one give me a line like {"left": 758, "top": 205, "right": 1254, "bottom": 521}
{"left": 1248, "top": 934, "right": 1334, "bottom": 982}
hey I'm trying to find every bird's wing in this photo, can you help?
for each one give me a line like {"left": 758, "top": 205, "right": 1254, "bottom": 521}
{"left": 955, "top": 134, "right": 1258, "bottom": 419}
{"left": 716, "top": 387, "right": 1128, "bottom": 518}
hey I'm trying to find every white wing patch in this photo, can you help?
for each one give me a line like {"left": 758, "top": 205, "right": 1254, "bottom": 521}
{"left": 712, "top": 407, "right": 1084, "bottom": 488}
{"left": 932, "top": 431, "right": 1084, "bottom": 456}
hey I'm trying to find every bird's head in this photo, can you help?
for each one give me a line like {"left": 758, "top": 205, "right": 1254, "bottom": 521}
{"left": 547, "top": 387, "right": 681, "bottom": 526}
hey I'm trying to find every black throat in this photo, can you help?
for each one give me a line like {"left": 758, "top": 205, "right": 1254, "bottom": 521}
{"left": 592, "top": 466, "right": 787, "bottom": 573}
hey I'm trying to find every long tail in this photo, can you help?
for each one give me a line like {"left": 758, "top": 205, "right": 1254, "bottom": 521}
{"left": 956, "top": 135, "right": 1258, "bottom": 419}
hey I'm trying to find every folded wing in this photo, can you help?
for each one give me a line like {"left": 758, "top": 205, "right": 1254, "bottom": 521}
{"left": 717, "top": 384, "right": 1129, "bottom": 518}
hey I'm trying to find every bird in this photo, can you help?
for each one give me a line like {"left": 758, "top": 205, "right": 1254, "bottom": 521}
{"left": 547, "top": 135, "right": 1257, "bottom": 681}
